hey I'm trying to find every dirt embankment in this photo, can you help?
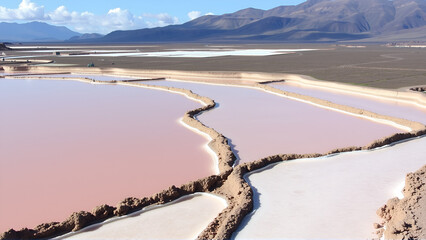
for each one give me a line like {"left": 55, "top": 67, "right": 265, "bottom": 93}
{"left": 0, "top": 174, "right": 229, "bottom": 240}
{"left": 258, "top": 83, "right": 425, "bottom": 132}
{"left": 376, "top": 164, "right": 426, "bottom": 239}
{"left": 2, "top": 72, "right": 426, "bottom": 240}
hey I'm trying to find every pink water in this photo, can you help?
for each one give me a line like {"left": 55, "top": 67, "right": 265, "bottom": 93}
{"left": 271, "top": 82, "right": 426, "bottom": 124}
{"left": 144, "top": 80, "right": 403, "bottom": 164}
{"left": 0, "top": 79, "right": 214, "bottom": 232}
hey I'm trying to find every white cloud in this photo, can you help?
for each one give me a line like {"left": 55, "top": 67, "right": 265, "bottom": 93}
{"left": 0, "top": 0, "right": 181, "bottom": 34}
{"left": 48, "top": 6, "right": 102, "bottom": 33}
{"left": 188, "top": 11, "right": 201, "bottom": 20}
{"left": 0, "top": 0, "right": 46, "bottom": 20}
{"left": 187, "top": 11, "right": 215, "bottom": 21}
{"left": 49, "top": 6, "right": 73, "bottom": 22}
{"left": 143, "top": 13, "right": 179, "bottom": 28}
{"left": 105, "top": 8, "right": 136, "bottom": 28}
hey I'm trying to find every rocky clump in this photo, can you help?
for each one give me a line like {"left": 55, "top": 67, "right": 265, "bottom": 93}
{"left": 410, "top": 87, "right": 426, "bottom": 92}
{"left": 0, "top": 211, "right": 96, "bottom": 240}
{"left": 326, "top": 146, "right": 362, "bottom": 154}
{"left": 92, "top": 204, "right": 115, "bottom": 219}
{"left": 0, "top": 229, "right": 36, "bottom": 240}
{"left": 376, "top": 164, "right": 426, "bottom": 239}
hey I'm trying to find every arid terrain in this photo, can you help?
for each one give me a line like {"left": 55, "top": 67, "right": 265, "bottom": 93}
{"left": 1, "top": 44, "right": 425, "bottom": 240}
{"left": 3, "top": 43, "right": 426, "bottom": 88}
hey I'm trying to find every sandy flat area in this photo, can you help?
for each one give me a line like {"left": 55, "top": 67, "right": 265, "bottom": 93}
{"left": 233, "top": 137, "right": 426, "bottom": 239}
{"left": 5, "top": 44, "right": 426, "bottom": 89}
{"left": 56, "top": 193, "right": 227, "bottom": 240}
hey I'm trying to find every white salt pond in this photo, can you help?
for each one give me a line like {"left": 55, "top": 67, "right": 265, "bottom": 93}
{"left": 56, "top": 193, "right": 227, "bottom": 240}
{"left": 0, "top": 78, "right": 215, "bottom": 232}
{"left": 143, "top": 80, "right": 402, "bottom": 164}
{"left": 20, "top": 50, "right": 86, "bottom": 53}
{"left": 67, "top": 49, "right": 317, "bottom": 58}
{"left": 8, "top": 46, "right": 92, "bottom": 49}
{"left": 233, "top": 136, "right": 426, "bottom": 239}
{"left": 27, "top": 73, "right": 137, "bottom": 81}
{"left": 8, "top": 45, "right": 158, "bottom": 49}
{"left": 271, "top": 82, "right": 426, "bottom": 124}
{"left": 21, "top": 50, "right": 138, "bottom": 53}
{"left": 3, "top": 55, "right": 52, "bottom": 59}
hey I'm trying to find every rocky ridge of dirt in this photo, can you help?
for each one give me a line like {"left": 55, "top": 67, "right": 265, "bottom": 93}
{"left": 376, "top": 164, "right": 426, "bottom": 239}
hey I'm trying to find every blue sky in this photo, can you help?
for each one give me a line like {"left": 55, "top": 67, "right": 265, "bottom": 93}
{"left": 0, "top": 0, "right": 305, "bottom": 33}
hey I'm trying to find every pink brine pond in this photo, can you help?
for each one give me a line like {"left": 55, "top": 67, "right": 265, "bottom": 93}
{"left": 270, "top": 82, "right": 426, "bottom": 124}
{"left": 0, "top": 78, "right": 215, "bottom": 232}
{"left": 143, "top": 80, "right": 404, "bottom": 164}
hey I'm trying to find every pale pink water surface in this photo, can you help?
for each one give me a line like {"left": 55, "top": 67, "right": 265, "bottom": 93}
{"left": 144, "top": 80, "right": 403, "bottom": 164}
{"left": 271, "top": 82, "right": 426, "bottom": 124}
{"left": 0, "top": 78, "right": 214, "bottom": 232}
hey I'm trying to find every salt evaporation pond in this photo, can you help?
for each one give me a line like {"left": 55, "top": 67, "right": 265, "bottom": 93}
{"left": 68, "top": 49, "right": 316, "bottom": 58}
{"left": 0, "top": 78, "right": 215, "bottom": 232}
{"left": 28, "top": 74, "right": 137, "bottom": 81}
{"left": 21, "top": 50, "right": 138, "bottom": 53}
{"left": 271, "top": 82, "right": 426, "bottom": 124}
{"left": 144, "top": 80, "right": 402, "bottom": 164}
{"left": 233, "top": 137, "right": 426, "bottom": 239}
{"left": 57, "top": 193, "right": 227, "bottom": 240}
{"left": 3, "top": 55, "right": 53, "bottom": 59}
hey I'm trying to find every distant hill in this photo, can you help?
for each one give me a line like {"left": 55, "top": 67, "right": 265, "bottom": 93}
{"left": 96, "top": 0, "right": 426, "bottom": 42}
{"left": 68, "top": 33, "right": 104, "bottom": 41}
{"left": 0, "top": 21, "right": 81, "bottom": 42}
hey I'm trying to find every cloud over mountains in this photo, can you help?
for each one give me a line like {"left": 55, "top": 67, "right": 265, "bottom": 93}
{"left": 97, "top": 0, "right": 426, "bottom": 43}
{"left": 0, "top": 0, "right": 182, "bottom": 33}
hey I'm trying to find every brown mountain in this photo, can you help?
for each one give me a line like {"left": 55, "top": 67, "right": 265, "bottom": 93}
{"left": 100, "top": 0, "right": 426, "bottom": 42}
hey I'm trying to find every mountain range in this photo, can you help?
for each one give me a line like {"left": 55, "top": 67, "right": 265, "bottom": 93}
{"left": 0, "top": 21, "right": 81, "bottom": 42}
{"left": 1, "top": 0, "right": 426, "bottom": 43}
{"left": 100, "top": 0, "right": 426, "bottom": 42}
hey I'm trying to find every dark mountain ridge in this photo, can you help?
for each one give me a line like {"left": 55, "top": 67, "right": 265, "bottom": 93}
{"left": 67, "top": 0, "right": 426, "bottom": 42}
